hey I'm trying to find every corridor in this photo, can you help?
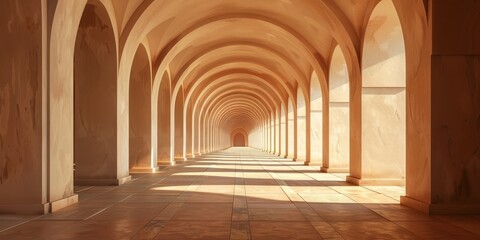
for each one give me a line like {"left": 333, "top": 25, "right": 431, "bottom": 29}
{"left": 1, "top": 148, "right": 479, "bottom": 239}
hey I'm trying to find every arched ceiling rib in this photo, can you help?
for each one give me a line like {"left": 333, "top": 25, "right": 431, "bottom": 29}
{"left": 107, "top": 0, "right": 380, "bottom": 135}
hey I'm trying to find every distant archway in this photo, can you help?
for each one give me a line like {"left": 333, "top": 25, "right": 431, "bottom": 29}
{"left": 231, "top": 129, "right": 248, "bottom": 147}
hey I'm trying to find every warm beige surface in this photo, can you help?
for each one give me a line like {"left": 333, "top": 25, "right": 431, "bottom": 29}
{"left": 1, "top": 0, "right": 479, "bottom": 217}
{"left": 1, "top": 148, "right": 479, "bottom": 239}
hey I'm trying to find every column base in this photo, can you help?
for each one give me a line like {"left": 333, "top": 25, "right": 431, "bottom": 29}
{"left": 129, "top": 167, "right": 159, "bottom": 173}
{"left": 321, "top": 167, "right": 349, "bottom": 173}
{"left": 50, "top": 194, "right": 78, "bottom": 212}
{"left": 75, "top": 175, "right": 131, "bottom": 186}
{"left": 157, "top": 161, "right": 175, "bottom": 167}
{"left": 174, "top": 157, "right": 187, "bottom": 164}
{"left": 346, "top": 176, "right": 405, "bottom": 186}
{"left": 304, "top": 161, "right": 323, "bottom": 166}
{"left": 400, "top": 196, "right": 480, "bottom": 214}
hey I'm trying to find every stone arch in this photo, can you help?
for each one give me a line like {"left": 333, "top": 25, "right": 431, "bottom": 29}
{"left": 356, "top": 0, "right": 406, "bottom": 185}
{"left": 309, "top": 70, "right": 323, "bottom": 166}
{"left": 129, "top": 43, "right": 152, "bottom": 172}
{"left": 324, "top": 45, "right": 350, "bottom": 173}
{"left": 73, "top": 1, "right": 119, "bottom": 185}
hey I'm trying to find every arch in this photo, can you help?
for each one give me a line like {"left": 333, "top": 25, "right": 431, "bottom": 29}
{"left": 129, "top": 44, "right": 152, "bottom": 172}
{"left": 323, "top": 45, "right": 350, "bottom": 173}
{"left": 309, "top": 70, "right": 323, "bottom": 166}
{"left": 231, "top": 129, "right": 248, "bottom": 147}
{"left": 359, "top": 0, "right": 406, "bottom": 185}
{"left": 73, "top": 1, "right": 118, "bottom": 185}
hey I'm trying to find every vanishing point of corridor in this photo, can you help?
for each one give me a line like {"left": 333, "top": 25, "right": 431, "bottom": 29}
{"left": 1, "top": 148, "right": 479, "bottom": 240}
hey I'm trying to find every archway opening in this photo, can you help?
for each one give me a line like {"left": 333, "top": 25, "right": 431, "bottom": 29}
{"left": 324, "top": 45, "right": 350, "bottom": 173}
{"left": 174, "top": 86, "right": 184, "bottom": 160}
{"left": 296, "top": 87, "right": 307, "bottom": 161}
{"left": 233, "top": 133, "right": 246, "bottom": 147}
{"left": 73, "top": 2, "right": 117, "bottom": 185}
{"left": 129, "top": 44, "right": 152, "bottom": 172}
{"left": 310, "top": 71, "right": 323, "bottom": 165}
{"left": 157, "top": 72, "right": 171, "bottom": 165}
{"left": 287, "top": 98, "right": 295, "bottom": 159}
{"left": 361, "top": 0, "right": 406, "bottom": 185}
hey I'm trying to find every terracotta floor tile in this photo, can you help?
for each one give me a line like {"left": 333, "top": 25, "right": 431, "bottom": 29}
{"left": 330, "top": 222, "right": 417, "bottom": 240}
{"left": 310, "top": 203, "right": 387, "bottom": 222}
{"left": 3, "top": 148, "right": 479, "bottom": 239}
{"left": 299, "top": 193, "right": 356, "bottom": 203}
{"left": 248, "top": 208, "right": 306, "bottom": 221}
{"left": 396, "top": 221, "right": 480, "bottom": 240}
{"left": 154, "top": 221, "right": 231, "bottom": 240}
{"left": 171, "top": 203, "right": 233, "bottom": 220}
{"left": 250, "top": 221, "right": 322, "bottom": 240}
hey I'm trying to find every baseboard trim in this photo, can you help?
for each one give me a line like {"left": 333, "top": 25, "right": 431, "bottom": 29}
{"left": 75, "top": 175, "right": 131, "bottom": 186}
{"left": 400, "top": 196, "right": 480, "bottom": 214}
{"left": 320, "top": 167, "right": 349, "bottom": 173}
{"left": 50, "top": 194, "right": 78, "bottom": 212}
{"left": 346, "top": 176, "right": 405, "bottom": 186}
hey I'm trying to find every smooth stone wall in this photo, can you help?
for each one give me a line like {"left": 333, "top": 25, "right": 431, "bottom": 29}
{"left": 0, "top": 0, "right": 45, "bottom": 212}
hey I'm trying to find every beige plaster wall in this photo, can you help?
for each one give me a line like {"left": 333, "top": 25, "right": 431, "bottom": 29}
{"left": 0, "top": 0, "right": 45, "bottom": 211}
{"left": 129, "top": 45, "right": 151, "bottom": 170}
{"left": 74, "top": 4, "right": 117, "bottom": 182}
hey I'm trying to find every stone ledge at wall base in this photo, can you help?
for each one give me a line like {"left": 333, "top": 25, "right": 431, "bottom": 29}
{"left": 0, "top": 194, "right": 78, "bottom": 215}
{"left": 346, "top": 176, "right": 405, "bottom": 186}
{"left": 400, "top": 196, "right": 480, "bottom": 215}
{"left": 74, "top": 175, "right": 132, "bottom": 186}
{"left": 304, "top": 161, "right": 323, "bottom": 166}
{"left": 320, "top": 167, "right": 349, "bottom": 173}
{"left": 174, "top": 157, "right": 187, "bottom": 164}
{"left": 129, "top": 167, "right": 160, "bottom": 173}
{"left": 50, "top": 194, "right": 79, "bottom": 212}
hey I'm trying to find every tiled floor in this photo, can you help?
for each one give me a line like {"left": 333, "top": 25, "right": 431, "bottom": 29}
{"left": 1, "top": 147, "right": 480, "bottom": 239}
